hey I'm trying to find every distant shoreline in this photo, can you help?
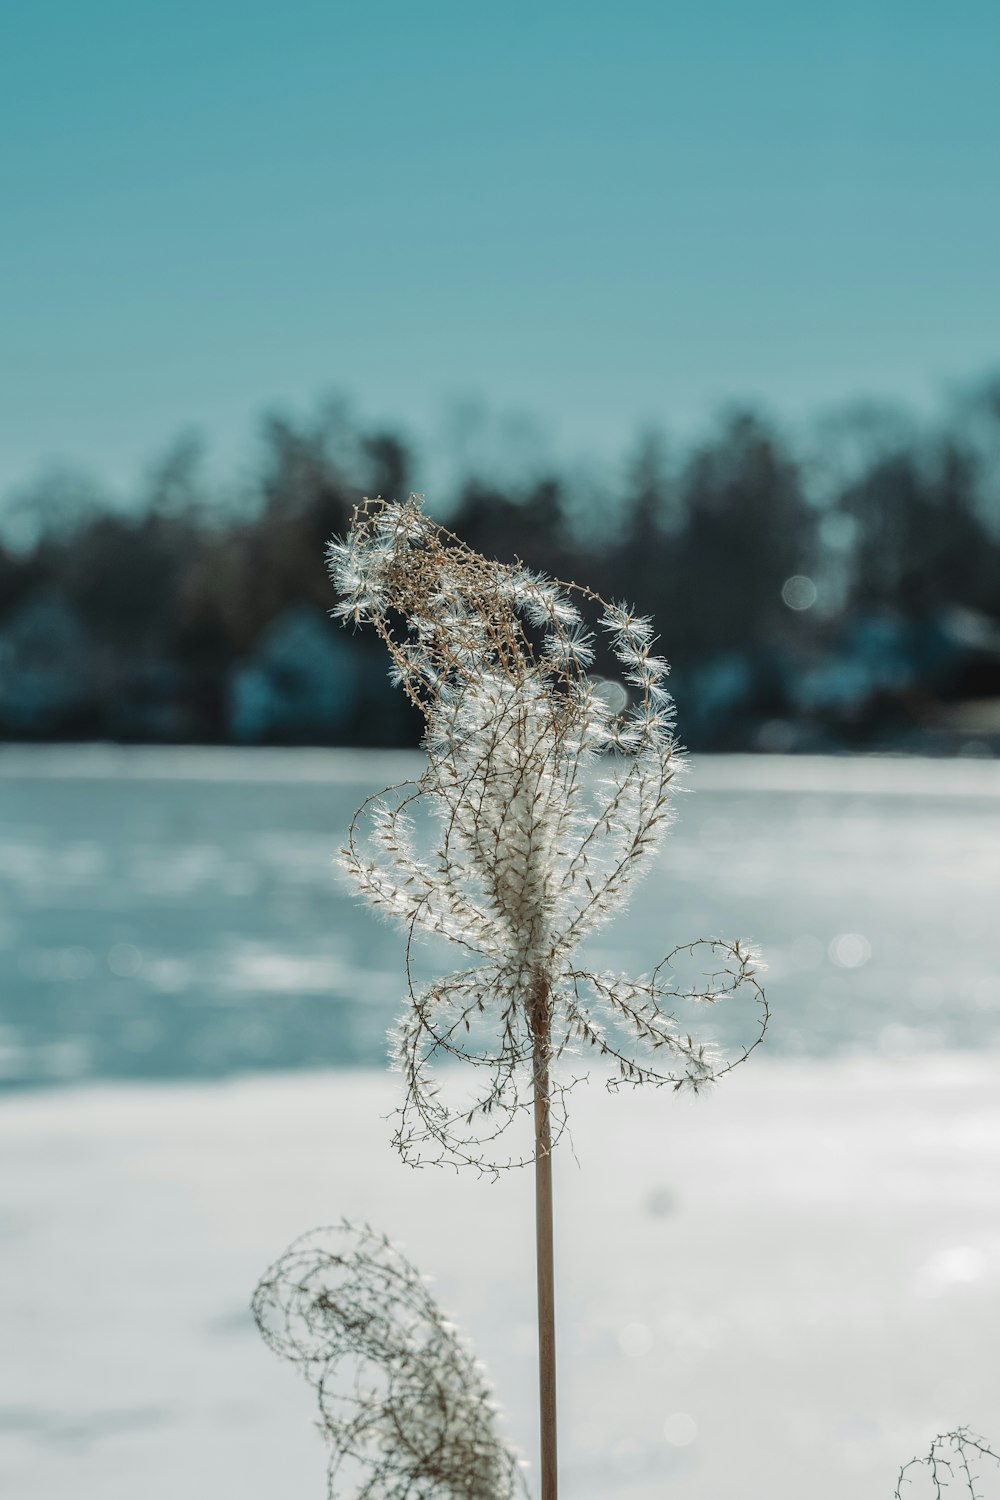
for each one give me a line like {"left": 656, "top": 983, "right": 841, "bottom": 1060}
{"left": 2, "top": 741, "right": 999, "bottom": 797}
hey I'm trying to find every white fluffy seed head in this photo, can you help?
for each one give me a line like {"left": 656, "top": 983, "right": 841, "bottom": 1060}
{"left": 330, "top": 497, "right": 768, "bottom": 1171}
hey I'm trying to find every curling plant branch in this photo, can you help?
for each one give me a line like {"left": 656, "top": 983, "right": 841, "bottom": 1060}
{"left": 254, "top": 1222, "right": 531, "bottom": 1500}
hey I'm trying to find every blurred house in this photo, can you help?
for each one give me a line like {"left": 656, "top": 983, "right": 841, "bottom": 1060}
{"left": 104, "top": 661, "right": 194, "bottom": 741}
{"left": 0, "top": 590, "right": 95, "bottom": 734}
{"left": 791, "top": 611, "right": 917, "bottom": 718}
{"left": 674, "top": 653, "right": 756, "bottom": 747}
{"left": 229, "top": 603, "right": 362, "bottom": 743}
{"left": 786, "top": 605, "right": 1000, "bottom": 749}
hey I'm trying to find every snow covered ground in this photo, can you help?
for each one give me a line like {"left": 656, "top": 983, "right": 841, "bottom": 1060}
{"left": 4, "top": 1055, "right": 1000, "bottom": 1500}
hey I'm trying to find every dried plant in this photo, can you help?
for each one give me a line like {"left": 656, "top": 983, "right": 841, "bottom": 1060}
{"left": 326, "top": 494, "right": 768, "bottom": 1499}
{"left": 328, "top": 495, "right": 768, "bottom": 1175}
{"left": 896, "top": 1430, "right": 1000, "bottom": 1499}
{"left": 253, "top": 1221, "right": 529, "bottom": 1500}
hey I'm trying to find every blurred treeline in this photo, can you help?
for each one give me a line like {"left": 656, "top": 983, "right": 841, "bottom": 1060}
{"left": 2, "top": 379, "right": 1000, "bottom": 752}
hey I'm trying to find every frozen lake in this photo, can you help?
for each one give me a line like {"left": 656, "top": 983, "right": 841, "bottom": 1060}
{"left": 1, "top": 747, "right": 999, "bottom": 1499}
{"left": 1, "top": 746, "right": 998, "bottom": 1087}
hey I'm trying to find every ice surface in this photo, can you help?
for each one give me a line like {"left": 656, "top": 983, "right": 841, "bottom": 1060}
{"left": 1, "top": 748, "right": 999, "bottom": 1086}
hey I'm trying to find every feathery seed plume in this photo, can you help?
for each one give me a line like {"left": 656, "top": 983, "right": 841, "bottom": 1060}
{"left": 328, "top": 496, "right": 768, "bottom": 1173}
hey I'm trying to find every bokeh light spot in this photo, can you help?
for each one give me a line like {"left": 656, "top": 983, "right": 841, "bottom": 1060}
{"left": 829, "top": 932, "right": 871, "bottom": 968}
{"left": 108, "top": 942, "right": 143, "bottom": 977}
{"left": 781, "top": 574, "right": 818, "bottom": 610}
{"left": 591, "top": 676, "right": 630, "bottom": 714}
{"left": 663, "top": 1412, "right": 698, "bottom": 1447}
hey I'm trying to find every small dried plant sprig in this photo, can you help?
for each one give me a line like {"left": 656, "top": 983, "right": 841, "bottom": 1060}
{"left": 328, "top": 496, "right": 768, "bottom": 1174}
{"left": 896, "top": 1429, "right": 1000, "bottom": 1499}
{"left": 253, "top": 1222, "right": 529, "bottom": 1500}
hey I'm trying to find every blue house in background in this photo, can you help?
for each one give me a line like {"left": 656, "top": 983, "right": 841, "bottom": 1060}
{"left": 229, "top": 604, "right": 362, "bottom": 743}
{"left": 0, "top": 591, "right": 95, "bottom": 733}
{"left": 790, "top": 611, "right": 918, "bottom": 717}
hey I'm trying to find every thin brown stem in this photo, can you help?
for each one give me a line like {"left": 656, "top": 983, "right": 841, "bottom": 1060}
{"left": 531, "top": 982, "right": 558, "bottom": 1500}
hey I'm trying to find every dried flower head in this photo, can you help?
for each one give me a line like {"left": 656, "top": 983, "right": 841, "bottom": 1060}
{"left": 328, "top": 496, "right": 767, "bottom": 1172}
{"left": 253, "top": 1221, "right": 529, "bottom": 1500}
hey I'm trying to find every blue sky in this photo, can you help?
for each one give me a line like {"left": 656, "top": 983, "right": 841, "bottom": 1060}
{"left": 2, "top": 0, "right": 999, "bottom": 501}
